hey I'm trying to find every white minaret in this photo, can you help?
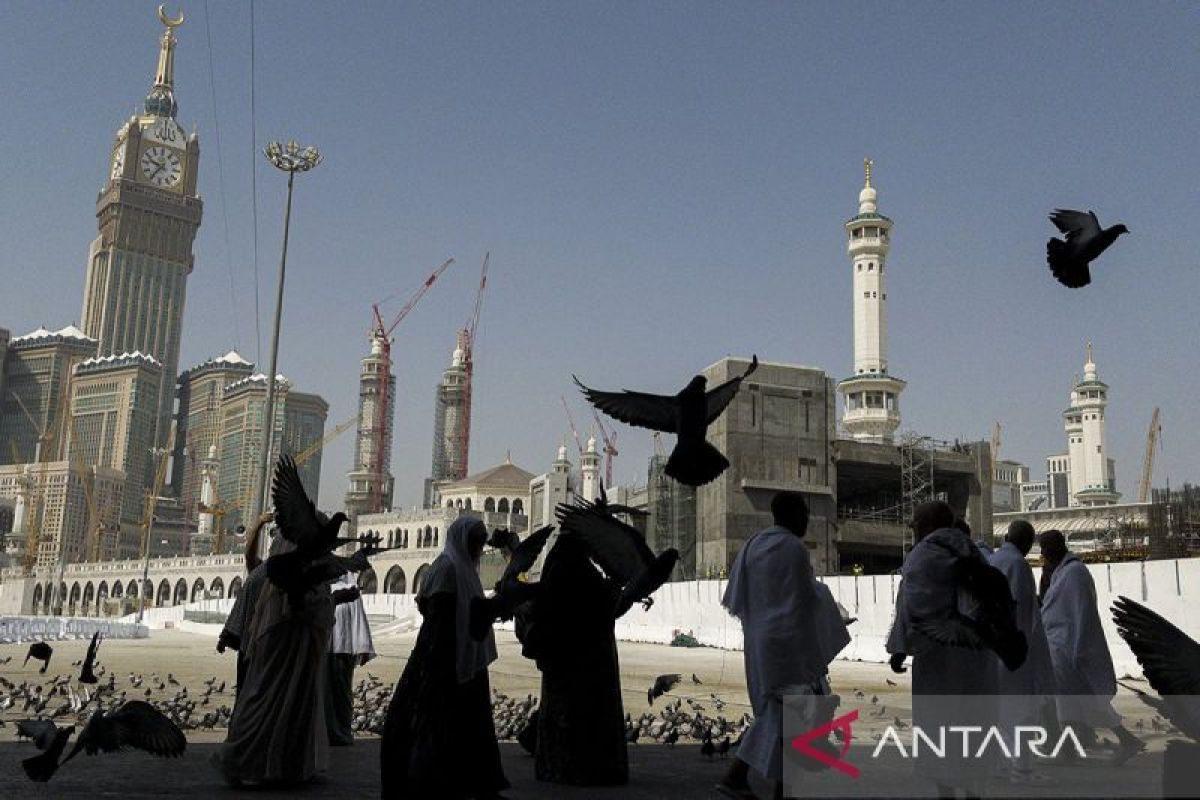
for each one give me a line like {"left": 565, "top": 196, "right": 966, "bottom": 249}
{"left": 581, "top": 433, "right": 601, "bottom": 502}
{"left": 837, "top": 158, "right": 906, "bottom": 442}
{"left": 1065, "top": 343, "right": 1119, "bottom": 506}
{"left": 193, "top": 445, "right": 219, "bottom": 554}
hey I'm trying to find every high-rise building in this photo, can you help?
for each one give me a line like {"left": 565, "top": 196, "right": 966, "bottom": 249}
{"left": 0, "top": 462, "right": 122, "bottom": 570}
{"left": 0, "top": 326, "right": 98, "bottom": 464}
{"left": 80, "top": 11, "right": 202, "bottom": 458}
{"left": 172, "top": 351, "right": 253, "bottom": 512}
{"left": 67, "top": 352, "right": 163, "bottom": 526}
{"left": 0, "top": 327, "right": 10, "bottom": 429}
{"left": 345, "top": 333, "right": 394, "bottom": 520}
{"left": 837, "top": 159, "right": 906, "bottom": 443}
{"left": 217, "top": 374, "right": 289, "bottom": 533}
{"left": 282, "top": 390, "right": 330, "bottom": 502}
{"left": 216, "top": 374, "right": 327, "bottom": 531}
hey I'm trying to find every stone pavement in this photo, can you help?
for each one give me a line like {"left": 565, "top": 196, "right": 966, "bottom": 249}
{"left": 0, "top": 738, "right": 1166, "bottom": 799}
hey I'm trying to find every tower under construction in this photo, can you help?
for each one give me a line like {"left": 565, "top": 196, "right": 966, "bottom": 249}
{"left": 345, "top": 332, "right": 395, "bottom": 521}
{"left": 425, "top": 335, "right": 469, "bottom": 506}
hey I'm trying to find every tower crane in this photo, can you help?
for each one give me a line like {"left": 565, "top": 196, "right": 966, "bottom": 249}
{"left": 368, "top": 258, "right": 454, "bottom": 512}
{"left": 1138, "top": 407, "right": 1162, "bottom": 503}
{"left": 560, "top": 396, "right": 585, "bottom": 458}
{"left": 591, "top": 408, "right": 619, "bottom": 487}
{"left": 454, "top": 253, "right": 489, "bottom": 480}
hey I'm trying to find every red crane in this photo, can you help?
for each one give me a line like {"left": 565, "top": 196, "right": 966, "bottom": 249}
{"left": 591, "top": 409, "right": 619, "bottom": 487}
{"left": 368, "top": 258, "right": 454, "bottom": 512}
{"left": 560, "top": 396, "right": 585, "bottom": 459}
{"left": 454, "top": 253, "right": 489, "bottom": 480}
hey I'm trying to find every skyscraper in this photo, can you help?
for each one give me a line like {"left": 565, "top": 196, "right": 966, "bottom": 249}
{"left": 0, "top": 326, "right": 98, "bottom": 464}
{"left": 80, "top": 10, "right": 202, "bottom": 457}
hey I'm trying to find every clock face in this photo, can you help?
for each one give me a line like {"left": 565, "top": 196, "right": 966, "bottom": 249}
{"left": 140, "top": 145, "right": 182, "bottom": 188}
{"left": 110, "top": 148, "right": 125, "bottom": 179}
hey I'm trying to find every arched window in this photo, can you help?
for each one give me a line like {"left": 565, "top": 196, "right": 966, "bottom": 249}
{"left": 384, "top": 565, "right": 407, "bottom": 594}
{"left": 497, "top": 498, "right": 509, "bottom": 513}
{"left": 211, "top": 577, "right": 225, "bottom": 598}
{"left": 127, "top": 580, "right": 140, "bottom": 598}
{"left": 156, "top": 579, "right": 171, "bottom": 607}
{"left": 455, "top": 498, "right": 463, "bottom": 509}
{"left": 32, "top": 584, "right": 43, "bottom": 615}
{"left": 512, "top": 499, "right": 524, "bottom": 515}
{"left": 358, "top": 567, "right": 378, "bottom": 594}
{"left": 82, "top": 583, "right": 95, "bottom": 616}
{"left": 173, "top": 578, "right": 188, "bottom": 606}
{"left": 484, "top": 497, "right": 496, "bottom": 512}
{"left": 111, "top": 581, "right": 124, "bottom": 600}
{"left": 446, "top": 500, "right": 454, "bottom": 508}
{"left": 69, "top": 583, "right": 82, "bottom": 615}
{"left": 413, "top": 564, "right": 432, "bottom": 595}
{"left": 191, "top": 577, "right": 207, "bottom": 602}
{"left": 433, "top": 527, "right": 439, "bottom": 547}
{"left": 465, "top": 498, "right": 472, "bottom": 511}
{"left": 228, "top": 576, "right": 241, "bottom": 598}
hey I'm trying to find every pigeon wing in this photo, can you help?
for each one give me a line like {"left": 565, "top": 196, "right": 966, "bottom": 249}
{"left": 500, "top": 525, "right": 555, "bottom": 589}
{"left": 1113, "top": 596, "right": 1200, "bottom": 695}
{"left": 574, "top": 377, "right": 678, "bottom": 433}
{"left": 912, "top": 616, "right": 986, "bottom": 648}
{"left": 556, "top": 501, "right": 654, "bottom": 584}
{"left": 1049, "top": 209, "right": 1101, "bottom": 242}
{"left": 86, "top": 701, "right": 187, "bottom": 757}
{"left": 271, "top": 455, "right": 320, "bottom": 548}
{"left": 705, "top": 355, "right": 758, "bottom": 424}
{"left": 16, "top": 719, "right": 59, "bottom": 750}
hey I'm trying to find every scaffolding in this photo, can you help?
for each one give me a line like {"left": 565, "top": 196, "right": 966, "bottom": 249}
{"left": 648, "top": 450, "right": 696, "bottom": 581}
{"left": 898, "top": 431, "right": 935, "bottom": 555}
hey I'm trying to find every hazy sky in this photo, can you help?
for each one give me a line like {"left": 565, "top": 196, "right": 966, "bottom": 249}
{"left": 2, "top": 2, "right": 1197, "bottom": 511}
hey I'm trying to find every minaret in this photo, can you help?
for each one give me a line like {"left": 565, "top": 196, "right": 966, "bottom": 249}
{"left": 425, "top": 337, "right": 469, "bottom": 506}
{"left": 346, "top": 331, "right": 395, "bottom": 520}
{"left": 581, "top": 434, "right": 601, "bottom": 502}
{"left": 1065, "top": 343, "right": 1119, "bottom": 506}
{"left": 836, "top": 159, "right": 906, "bottom": 442}
{"left": 194, "top": 445, "right": 218, "bottom": 554}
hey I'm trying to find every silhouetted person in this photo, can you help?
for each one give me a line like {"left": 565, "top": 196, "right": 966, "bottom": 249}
{"left": 718, "top": 492, "right": 848, "bottom": 800}
{"left": 326, "top": 573, "right": 373, "bottom": 746}
{"left": 217, "top": 512, "right": 274, "bottom": 691}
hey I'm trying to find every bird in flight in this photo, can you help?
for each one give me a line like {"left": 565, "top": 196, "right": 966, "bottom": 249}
{"left": 647, "top": 673, "right": 682, "bottom": 706}
{"left": 1046, "top": 209, "right": 1128, "bottom": 288}
{"left": 78, "top": 631, "right": 101, "bottom": 685}
{"left": 575, "top": 355, "right": 758, "bottom": 487}
{"left": 24, "top": 641, "right": 52, "bottom": 674}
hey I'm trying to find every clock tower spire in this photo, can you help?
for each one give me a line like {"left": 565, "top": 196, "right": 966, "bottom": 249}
{"left": 80, "top": 6, "right": 202, "bottom": 502}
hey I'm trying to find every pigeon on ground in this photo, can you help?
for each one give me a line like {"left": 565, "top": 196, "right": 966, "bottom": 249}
{"left": 575, "top": 355, "right": 758, "bottom": 487}
{"left": 692, "top": 673, "right": 702, "bottom": 685}
{"left": 556, "top": 498, "right": 678, "bottom": 616}
{"left": 1046, "top": 209, "right": 1128, "bottom": 288}
{"left": 24, "top": 642, "right": 52, "bottom": 673}
{"left": 79, "top": 632, "right": 101, "bottom": 684}
{"left": 648, "top": 673, "right": 682, "bottom": 706}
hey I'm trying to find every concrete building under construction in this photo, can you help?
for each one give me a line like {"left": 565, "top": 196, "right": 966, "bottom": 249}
{"left": 425, "top": 336, "right": 470, "bottom": 507}
{"left": 345, "top": 333, "right": 395, "bottom": 523}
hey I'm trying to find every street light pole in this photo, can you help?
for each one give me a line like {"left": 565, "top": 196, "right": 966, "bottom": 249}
{"left": 253, "top": 141, "right": 322, "bottom": 532}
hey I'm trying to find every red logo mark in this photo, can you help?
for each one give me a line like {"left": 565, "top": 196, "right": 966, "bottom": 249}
{"left": 791, "top": 709, "right": 860, "bottom": 778}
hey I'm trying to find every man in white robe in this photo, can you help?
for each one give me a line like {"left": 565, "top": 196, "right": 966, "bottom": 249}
{"left": 718, "top": 492, "right": 849, "bottom": 800}
{"left": 989, "top": 520, "right": 1056, "bottom": 784}
{"left": 325, "top": 572, "right": 375, "bottom": 745}
{"left": 1039, "top": 530, "right": 1143, "bottom": 762}
{"left": 887, "top": 501, "right": 997, "bottom": 797}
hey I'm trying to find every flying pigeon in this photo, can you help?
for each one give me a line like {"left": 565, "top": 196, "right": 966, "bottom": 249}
{"left": 1046, "top": 209, "right": 1128, "bottom": 288}
{"left": 21, "top": 724, "right": 74, "bottom": 782}
{"left": 910, "top": 555, "right": 1028, "bottom": 671}
{"left": 575, "top": 355, "right": 758, "bottom": 487}
{"left": 555, "top": 498, "right": 678, "bottom": 617}
{"left": 648, "top": 673, "right": 682, "bottom": 706}
{"left": 78, "top": 631, "right": 101, "bottom": 684}
{"left": 469, "top": 525, "right": 555, "bottom": 640}
{"left": 24, "top": 641, "right": 52, "bottom": 673}
{"left": 1112, "top": 596, "right": 1200, "bottom": 741}
{"left": 271, "top": 455, "right": 349, "bottom": 557}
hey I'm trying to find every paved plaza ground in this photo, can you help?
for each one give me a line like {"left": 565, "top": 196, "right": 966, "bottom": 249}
{"left": 0, "top": 630, "right": 1172, "bottom": 798}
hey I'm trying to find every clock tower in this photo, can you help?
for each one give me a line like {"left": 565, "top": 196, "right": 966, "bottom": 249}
{"left": 81, "top": 7, "right": 202, "bottom": 457}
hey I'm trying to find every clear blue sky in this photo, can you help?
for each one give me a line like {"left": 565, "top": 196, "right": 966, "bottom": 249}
{"left": 2, "top": 2, "right": 1197, "bottom": 510}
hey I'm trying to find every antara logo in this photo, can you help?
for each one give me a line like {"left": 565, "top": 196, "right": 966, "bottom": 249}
{"left": 791, "top": 710, "right": 860, "bottom": 778}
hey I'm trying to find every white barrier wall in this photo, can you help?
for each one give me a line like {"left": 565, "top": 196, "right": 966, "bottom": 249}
{"left": 608, "top": 559, "right": 1200, "bottom": 677}
{"left": 0, "top": 616, "right": 148, "bottom": 642}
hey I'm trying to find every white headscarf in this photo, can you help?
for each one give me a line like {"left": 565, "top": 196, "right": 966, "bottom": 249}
{"left": 419, "top": 516, "right": 497, "bottom": 683}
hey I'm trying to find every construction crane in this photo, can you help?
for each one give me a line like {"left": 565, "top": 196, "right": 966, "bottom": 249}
{"left": 591, "top": 408, "right": 619, "bottom": 487}
{"left": 367, "top": 258, "right": 454, "bottom": 512}
{"left": 453, "top": 253, "right": 489, "bottom": 480}
{"left": 10, "top": 389, "right": 65, "bottom": 572}
{"left": 1138, "top": 407, "right": 1162, "bottom": 503}
{"left": 297, "top": 413, "right": 359, "bottom": 466}
{"left": 560, "top": 396, "right": 585, "bottom": 458}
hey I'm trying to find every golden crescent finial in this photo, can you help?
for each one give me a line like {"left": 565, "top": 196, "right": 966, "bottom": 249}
{"left": 864, "top": 157, "right": 873, "bottom": 188}
{"left": 158, "top": 4, "right": 185, "bottom": 28}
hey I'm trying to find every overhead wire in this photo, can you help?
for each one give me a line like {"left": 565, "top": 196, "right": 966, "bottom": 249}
{"left": 202, "top": 0, "right": 241, "bottom": 350}
{"left": 249, "top": 0, "right": 262, "bottom": 364}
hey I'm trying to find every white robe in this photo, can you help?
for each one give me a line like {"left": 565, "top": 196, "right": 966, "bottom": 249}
{"left": 722, "top": 527, "right": 849, "bottom": 781}
{"left": 1042, "top": 554, "right": 1120, "bottom": 728}
{"left": 329, "top": 573, "right": 376, "bottom": 666}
